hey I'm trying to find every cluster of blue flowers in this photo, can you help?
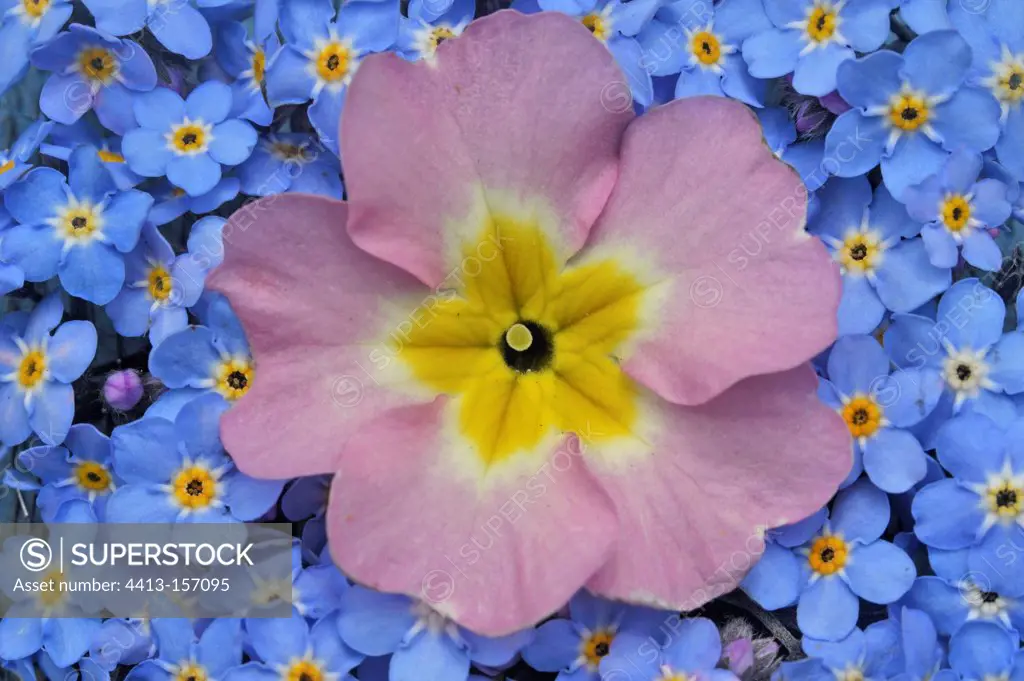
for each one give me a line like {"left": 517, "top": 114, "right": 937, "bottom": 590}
{"left": 1, "top": 0, "right": 1023, "bottom": 679}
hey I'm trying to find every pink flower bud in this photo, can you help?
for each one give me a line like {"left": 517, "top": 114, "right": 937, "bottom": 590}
{"left": 103, "top": 369, "right": 144, "bottom": 412}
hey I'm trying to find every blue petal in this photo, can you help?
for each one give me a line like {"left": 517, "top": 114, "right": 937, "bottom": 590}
{"left": 47, "top": 321, "right": 97, "bottom": 382}
{"left": 742, "top": 541, "right": 801, "bottom": 610}
{"left": 223, "top": 663, "right": 279, "bottom": 681}
{"left": 822, "top": 111, "right": 887, "bottom": 178}
{"left": 0, "top": 22, "right": 33, "bottom": 96}
{"left": 0, "top": 611, "right": 43, "bottom": 660}
{"left": 167, "top": 154, "right": 222, "bottom": 197}
{"left": 968, "top": 525, "right": 1024, "bottom": 596}
{"left": 95, "top": 83, "right": 140, "bottom": 135}
{"left": 662, "top": 618, "right": 722, "bottom": 671}
{"left": 921, "top": 223, "right": 959, "bottom": 268}
{"left": 609, "top": 0, "right": 659, "bottom": 36}
{"left": 971, "top": 179, "right": 1012, "bottom": 225}
{"left": 961, "top": 231, "right": 1003, "bottom": 272}
{"left": 39, "top": 72, "right": 93, "bottom": 125}
{"left": 110, "top": 417, "right": 183, "bottom": 483}
{"left": 932, "top": 87, "right": 1003, "bottom": 153}
{"left": 840, "top": 0, "right": 893, "bottom": 52}
{"left": 882, "top": 134, "right": 949, "bottom": 200}
{"left": 279, "top": 0, "right": 334, "bottom": 48}
{"left": 793, "top": 44, "right": 853, "bottom": 97}
{"left": 197, "top": 619, "right": 244, "bottom": 677}
{"left": 118, "top": 39, "right": 157, "bottom": 90}
{"left": 265, "top": 46, "right": 316, "bottom": 105}
{"left": 106, "top": 287, "right": 153, "bottom": 338}
{"left": 69, "top": 145, "right": 118, "bottom": 203}
{"left": 948, "top": 622, "right": 1016, "bottom": 680}
{"left": 122, "top": 129, "right": 173, "bottom": 176}
{"left": 245, "top": 617, "right": 309, "bottom": 666}
{"left": 837, "top": 275, "right": 886, "bottom": 336}
{"left": 59, "top": 243, "right": 126, "bottom": 305}
{"left": 222, "top": 471, "right": 284, "bottom": 520}
{"left": 762, "top": 0, "right": 805, "bottom": 25}
{"left": 0, "top": 382, "right": 31, "bottom": 445}
{"left": 884, "top": 368, "right": 944, "bottom": 427}
{"left": 836, "top": 50, "right": 902, "bottom": 109}
{"left": 462, "top": 628, "right": 533, "bottom": 667}
{"left": 797, "top": 577, "right": 859, "bottom": 641}
{"left": 29, "top": 381, "right": 75, "bottom": 446}
{"left": 873, "top": 238, "right": 951, "bottom": 313}
{"left": 714, "top": 0, "right": 771, "bottom": 42}
{"left": 845, "top": 540, "right": 916, "bottom": 604}
{"left": 389, "top": 633, "right": 469, "bottom": 681}
{"left": 831, "top": 478, "right": 890, "bottom": 543}
{"left": 5, "top": 166, "right": 67, "bottom": 225}
{"left": 863, "top": 428, "right": 927, "bottom": 494}
{"left": 308, "top": 88, "right": 345, "bottom": 156}
{"left": 337, "top": 586, "right": 415, "bottom": 656}
{"left": 996, "top": 109, "right": 1024, "bottom": 181}
{"left": 608, "top": 36, "right": 653, "bottom": 108}
{"left": 309, "top": 612, "right": 363, "bottom": 674}
{"left": 803, "top": 630, "right": 865, "bottom": 671}
{"left": 742, "top": 28, "right": 802, "bottom": 79}
{"left": 911, "top": 479, "right": 985, "bottom": 549}
{"left": 902, "top": 576, "right": 966, "bottom": 636}
{"left": 674, "top": 67, "right": 725, "bottom": 99}
{"left": 827, "top": 335, "right": 889, "bottom": 396}
{"left": 1, "top": 223, "right": 62, "bottom": 282}
{"left": 149, "top": 2, "right": 213, "bottom": 59}
{"left": 186, "top": 81, "right": 233, "bottom": 124}
{"left": 102, "top": 189, "right": 152, "bottom": 252}
{"left": 81, "top": 0, "right": 148, "bottom": 35}
{"left": 937, "top": 278, "right": 1004, "bottom": 349}
{"left": 44, "top": 618, "right": 101, "bottom": 668}
{"left": 900, "top": 0, "right": 951, "bottom": 33}
{"left": 810, "top": 176, "right": 872, "bottom": 241}
{"left": 521, "top": 619, "right": 579, "bottom": 671}
{"left": 105, "top": 485, "right": 179, "bottom": 523}
{"left": 635, "top": 19, "right": 689, "bottom": 76}
{"left": 871, "top": 183, "right": 918, "bottom": 239}
{"left": 720, "top": 53, "right": 766, "bottom": 107}
{"left": 991, "top": 332, "right": 1024, "bottom": 394}
{"left": 337, "top": 1, "right": 400, "bottom": 54}
{"left": 209, "top": 120, "right": 258, "bottom": 166}
{"left": 899, "top": 30, "right": 971, "bottom": 97}
{"left": 133, "top": 87, "right": 186, "bottom": 130}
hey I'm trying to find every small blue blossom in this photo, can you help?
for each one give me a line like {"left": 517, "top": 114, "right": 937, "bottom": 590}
{"left": 819, "top": 335, "right": 937, "bottom": 493}
{"left": 1, "top": 145, "right": 152, "bottom": 304}
{"left": 809, "top": 176, "right": 951, "bottom": 336}
{"left": 948, "top": 621, "right": 1024, "bottom": 681}
{"left": 107, "top": 393, "right": 285, "bottom": 523}
{"left": 774, "top": 621, "right": 902, "bottom": 681}
{"left": 0, "top": 293, "right": 97, "bottom": 446}
{"left": 0, "top": 0, "right": 72, "bottom": 95}
{"left": 89, "top": 618, "right": 156, "bottom": 669}
{"left": 338, "top": 585, "right": 533, "bottom": 681}
{"left": 264, "top": 0, "right": 399, "bottom": 155}
{"left": 824, "top": 31, "right": 1003, "bottom": 198}
{"left": 106, "top": 223, "right": 208, "bottom": 346}
{"left": 888, "top": 607, "right": 946, "bottom": 681}
{"left": 237, "top": 132, "right": 343, "bottom": 198}
{"left": 396, "top": 0, "right": 472, "bottom": 63}
{"left": 147, "top": 292, "right": 252, "bottom": 419}
{"left": 223, "top": 615, "right": 362, "bottom": 681}
{"left": 82, "top": 0, "right": 214, "bottom": 59}
{"left": 601, "top": 617, "right": 737, "bottom": 681}
{"left": 0, "top": 119, "right": 52, "bottom": 190}
{"left": 744, "top": 0, "right": 898, "bottom": 97}
{"left": 742, "top": 479, "right": 915, "bottom": 642}
{"left": 637, "top": 0, "right": 770, "bottom": 107}
{"left": 148, "top": 178, "right": 240, "bottom": 226}
{"left": 10, "top": 423, "right": 119, "bottom": 521}
{"left": 521, "top": 590, "right": 667, "bottom": 680}
{"left": 122, "top": 82, "right": 258, "bottom": 197}
{"left": 41, "top": 120, "right": 143, "bottom": 190}
{"left": 212, "top": 20, "right": 281, "bottom": 126}
{"left": 884, "top": 279, "right": 1024, "bottom": 447}
{"left": 32, "top": 23, "right": 157, "bottom": 134}
{"left": 913, "top": 412, "right": 1024, "bottom": 596}
{"left": 123, "top": 619, "right": 242, "bottom": 681}
{"left": 904, "top": 149, "right": 1012, "bottom": 272}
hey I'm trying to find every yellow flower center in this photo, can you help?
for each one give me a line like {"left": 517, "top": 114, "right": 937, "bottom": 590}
{"left": 940, "top": 194, "right": 971, "bottom": 233}
{"left": 171, "top": 465, "right": 218, "bottom": 509}
{"left": 581, "top": 13, "right": 610, "bottom": 42}
{"left": 987, "top": 52, "right": 1024, "bottom": 106}
{"left": 397, "top": 217, "right": 646, "bottom": 466}
{"left": 840, "top": 395, "right": 883, "bottom": 439}
{"left": 57, "top": 202, "right": 103, "bottom": 242}
{"left": 315, "top": 42, "right": 352, "bottom": 82}
{"left": 285, "top": 660, "right": 323, "bottom": 681}
{"left": 252, "top": 48, "right": 266, "bottom": 84}
{"left": 806, "top": 4, "right": 838, "bottom": 42}
{"left": 888, "top": 90, "right": 930, "bottom": 132}
{"left": 837, "top": 230, "right": 883, "bottom": 274}
{"left": 18, "top": 349, "right": 47, "bottom": 390}
{"left": 75, "top": 461, "right": 113, "bottom": 492}
{"left": 808, "top": 534, "right": 848, "bottom": 575}
{"left": 168, "top": 122, "right": 210, "bottom": 155}
{"left": 22, "top": 0, "right": 49, "bottom": 18}
{"left": 691, "top": 31, "right": 722, "bottom": 65}
{"left": 98, "top": 149, "right": 125, "bottom": 163}
{"left": 429, "top": 26, "right": 457, "bottom": 49}
{"left": 38, "top": 568, "right": 68, "bottom": 609}
{"left": 148, "top": 265, "right": 173, "bottom": 301}
{"left": 986, "top": 481, "right": 1022, "bottom": 519}
{"left": 581, "top": 629, "right": 615, "bottom": 669}
{"left": 174, "top": 663, "right": 208, "bottom": 681}
{"left": 78, "top": 46, "right": 118, "bottom": 83}
{"left": 215, "top": 358, "right": 253, "bottom": 401}
{"left": 0, "top": 159, "right": 15, "bottom": 174}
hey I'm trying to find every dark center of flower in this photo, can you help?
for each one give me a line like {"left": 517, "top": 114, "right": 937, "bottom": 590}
{"left": 820, "top": 547, "right": 835, "bottom": 563}
{"left": 956, "top": 364, "right": 972, "bottom": 381}
{"left": 996, "top": 488, "right": 1018, "bottom": 508}
{"left": 326, "top": 55, "right": 340, "bottom": 71}
{"left": 982, "top": 591, "right": 1000, "bottom": 603}
{"left": 181, "top": 133, "right": 197, "bottom": 146}
{"left": 849, "top": 244, "right": 868, "bottom": 261}
{"left": 71, "top": 216, "right": 87, "bottom": 230}
{"left": 594, "top": 642, "right": 610, "bottom": 657}
{"left": 1010, "top": 73, "right": 1022, "bottom": 90}
{"left": 851, "top": 408, "right": 868, "bottom": 425}
{"left": 499, "top": 320, "right": 553, "bottom": 373}
{"left": 185, "top": 479, "right": 205, "bottom": 497}
{"left": 90, "top": 57, "right": 104, "bottom": 71}
{"left": 701, "top": 41, "right": 712, "bottom": 55}
{"left": 952, "top": 207, "right": 963, "bottom": 221}
{"left": 24, "top": 359, "right": 39, "bottom": 376}
{"left": 901, "top": 107, "right": 919, "bottom": 121}
{"left": 227, "top": 370, "right": 248, "bottom": 390}
{"left": 816, "top": 14, "right": 826, "bottom": 30}
{"left": 86, "top": 471, "right": 102, "bottom": 483}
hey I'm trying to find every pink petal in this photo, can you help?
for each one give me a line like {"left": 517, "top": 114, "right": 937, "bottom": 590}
{"left": 583, "top": 366, "right": 850, "bottom": 609}
{"left": 326, "top": 399, "right": 618, "bottom": 636}
{"left": 341, "top": 10, "right": 633, "bottom": 287}
{"left": 583, "top": 97, "right": 840, "bottom": 405}
{"left": 206, "top": 194, "right": 431, "bottom": 478}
